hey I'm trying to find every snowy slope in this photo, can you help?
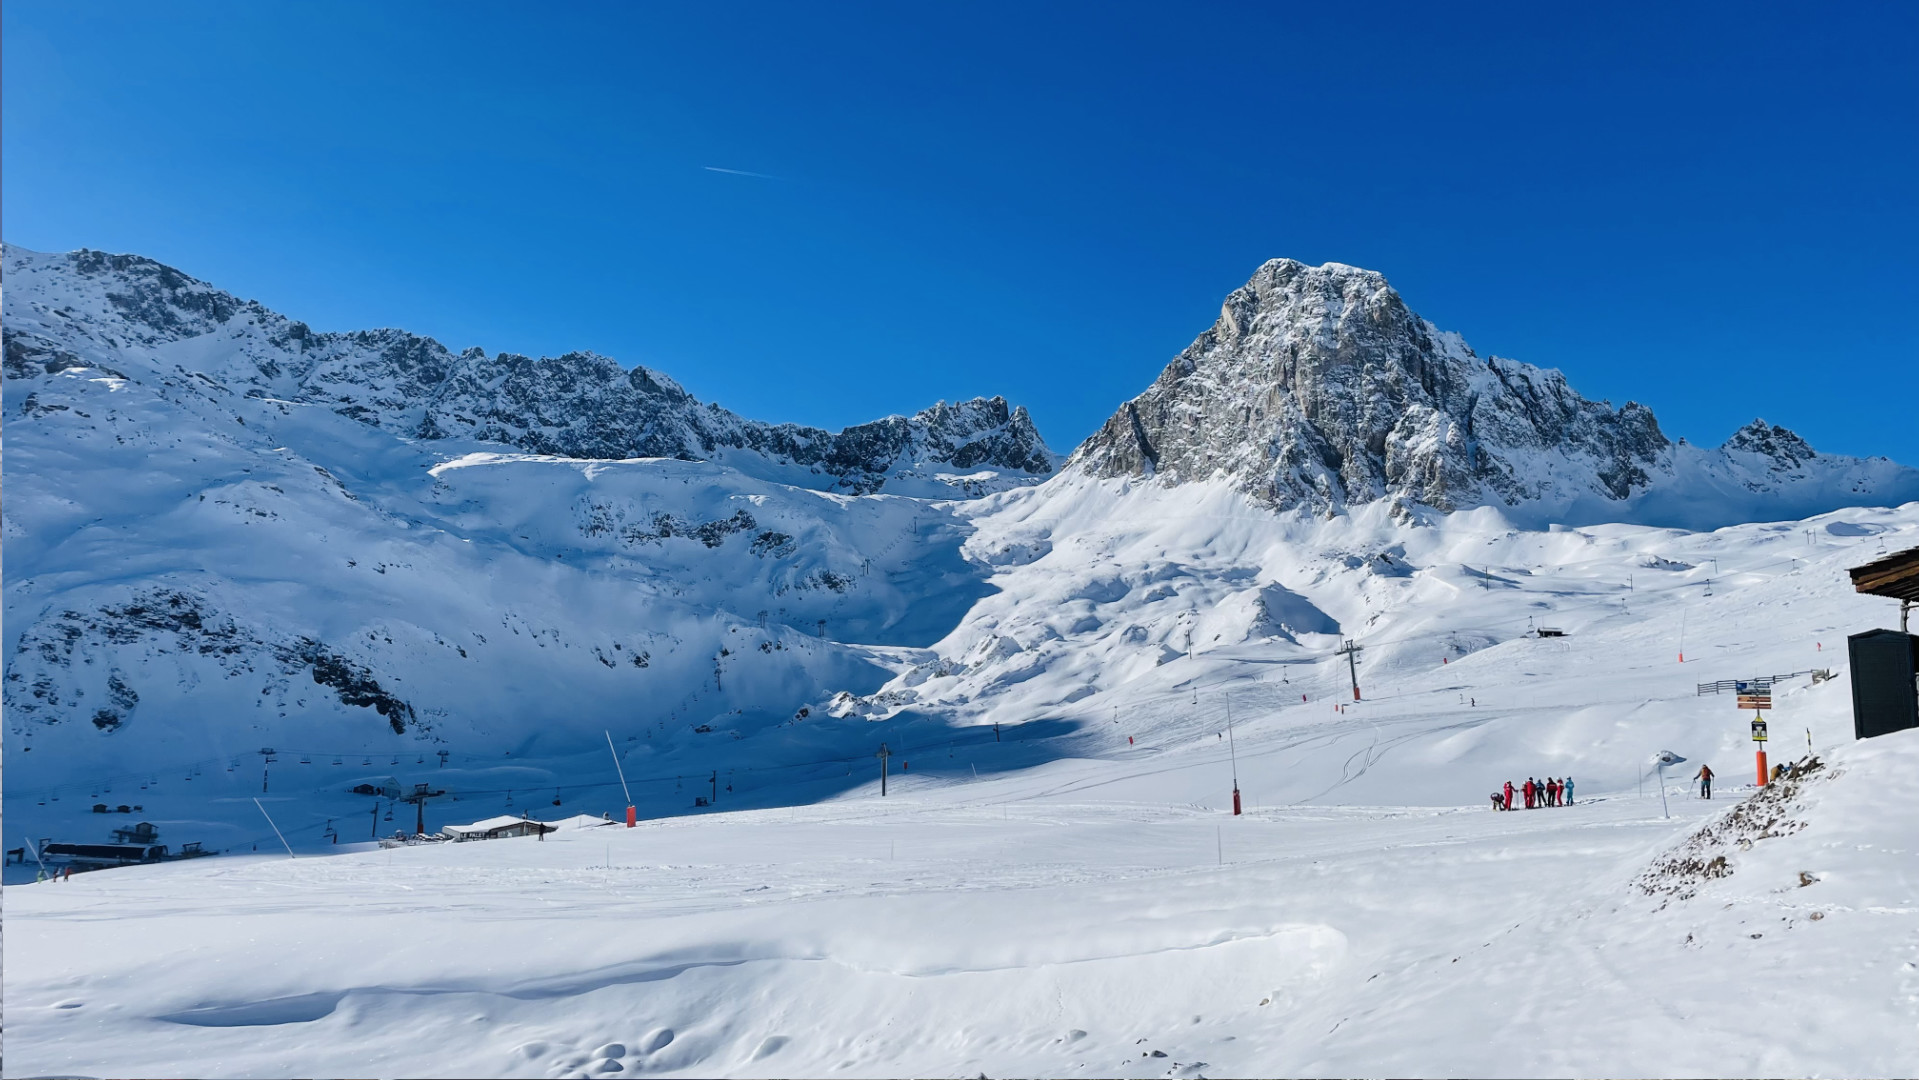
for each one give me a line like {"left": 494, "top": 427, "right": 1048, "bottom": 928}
{"left": 8, "top": 241, "right": 1919, "bottom": 1076}
{"left": 9, "top": 730, "right": 1917, "bottom": 1077}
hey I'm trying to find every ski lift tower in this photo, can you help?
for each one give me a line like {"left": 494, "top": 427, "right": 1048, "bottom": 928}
{"left": 1335, "top": 640, "right": 1363, "bottom": 701}
{"left": 398, "top": 783, "right": 448, "bottom": 838}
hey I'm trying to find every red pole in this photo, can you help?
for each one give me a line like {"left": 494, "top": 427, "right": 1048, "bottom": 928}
{"left": 1756, "top": 749, "right": 1769, "bottom": 787}
{"left": 1232, "top": 784, "right": 1242, "bottom": 816}
{"left": 626, "top": 805, "right": 637, "bottom": 828}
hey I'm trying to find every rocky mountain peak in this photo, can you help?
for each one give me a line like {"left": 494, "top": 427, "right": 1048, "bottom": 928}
{"left": 1722, "top": 419, "right": 1815, "bottom": 468}
{"left": 1070, "top": 258, "right": 1673, "bottom": 512}
{"left": 3, "top": 243, "right": 1055, "bottom": 497}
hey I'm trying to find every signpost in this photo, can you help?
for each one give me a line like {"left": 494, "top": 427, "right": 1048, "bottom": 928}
{"left": 1653, "top": 750, "right": 1686, "bottom": 819}
{"left": 1736, "top": 681, "right": 1772, "bottom": 785}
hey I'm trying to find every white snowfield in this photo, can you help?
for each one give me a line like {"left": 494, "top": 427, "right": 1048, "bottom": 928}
{"left": 10, "top": 729, "right": 1918, "bottom": 1078}
{"left": 10, "top": 494, "right": 1919, "bottom": 1077}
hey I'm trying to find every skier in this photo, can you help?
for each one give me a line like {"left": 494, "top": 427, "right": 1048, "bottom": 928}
{"left": 1563, "top": 776, "right": 1575, "bottom": 804}
{"left": 1523, "top": 777, "right": 1536, "bottom": 809}
{"left": 1491, "top": 791, "right": 1505, "bottom": 811}
{"left": 1549, "top": 778, "right": 1561, "bottom": 806}
{"left": 1503, "top": 780, "right": 1515, "bottom": 811}
{"left": 1695, "top": 763, "right": 1714, "bottom": 799}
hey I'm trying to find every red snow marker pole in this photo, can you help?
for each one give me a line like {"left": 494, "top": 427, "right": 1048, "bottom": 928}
{"left": 1756, "top": 748, "right": 1769, "bottom": 787}
{"left": 626, "top": 805, "right": 637, "bottom": 828}
{"left": 1226, "top": 701, "right": 1242, "bottom": 816}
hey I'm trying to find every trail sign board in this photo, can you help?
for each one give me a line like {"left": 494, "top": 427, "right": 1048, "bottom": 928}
{"left": 1751, "top": 718, "right": 1768, "bottom": 742}
{"left": 1737, "top": 696, "right": 1772, "bottom": 710}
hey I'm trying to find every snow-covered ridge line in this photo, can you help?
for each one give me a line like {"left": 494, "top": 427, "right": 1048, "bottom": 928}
{"left": 1, "top": 242, "right": 1056, "bottom": 498}
{"left": 1070, "top": 257, "right": 1919, "bottom": 528}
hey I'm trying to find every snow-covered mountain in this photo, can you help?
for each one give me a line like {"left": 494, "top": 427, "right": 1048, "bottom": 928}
{"left": 6, "top": 241, "right": 1918, "bottom": 868}
{"left": 2, "top": 244, "right": 1056, "bottom": 498}
{"left": 10, "top": 242, "right": 1919, "bottom": 1077}
{"left": 1071, "top": 258, "right": 1919, "bottom": 528}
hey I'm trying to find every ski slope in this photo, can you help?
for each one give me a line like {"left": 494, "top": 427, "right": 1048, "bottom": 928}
{"left": 9, "top": 493, "right": 1919, "bottom": 1077}
{"left": 8, "top": 241, "right": 1919, "bottom": 1076}
{"left": 9, "top": 727, "right": 1917, "bottom": 1078}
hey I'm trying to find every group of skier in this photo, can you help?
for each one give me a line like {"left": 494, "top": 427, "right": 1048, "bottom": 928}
{"left": 1491, "top": 775, "right": 1572, "bottom": 810}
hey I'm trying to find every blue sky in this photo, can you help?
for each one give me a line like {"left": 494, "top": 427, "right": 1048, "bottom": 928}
{"left": 5, "top": 3, "right": 1915, "bottom": 460}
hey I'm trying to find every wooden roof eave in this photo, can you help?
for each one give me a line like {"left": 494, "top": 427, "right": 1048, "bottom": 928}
{"left": 1850, "top": 545, "right": 1919, "bottom": 603}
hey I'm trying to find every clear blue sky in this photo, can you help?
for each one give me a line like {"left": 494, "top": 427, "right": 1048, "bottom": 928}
{"left": 5, "top": 3, "right": 1915, "bottom": 460}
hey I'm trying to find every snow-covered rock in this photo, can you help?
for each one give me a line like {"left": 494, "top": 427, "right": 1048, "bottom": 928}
{"left": 2, "top": 244, "right": 1057, "bottom": 497}
{"left": 1071, "top": 258, "right": 1919, "bottom": 527}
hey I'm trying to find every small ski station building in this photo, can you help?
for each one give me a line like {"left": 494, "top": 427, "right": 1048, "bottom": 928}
{"left": 439, "top": 814, "right": 559, "bottom": 842}
{"left": 1846, "top": 544, "right": 1919, "bottom": 740}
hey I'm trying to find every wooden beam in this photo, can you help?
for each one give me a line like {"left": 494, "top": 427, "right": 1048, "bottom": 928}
{"left": 1851, "top": 545, "right": 1919, "bottom": 601}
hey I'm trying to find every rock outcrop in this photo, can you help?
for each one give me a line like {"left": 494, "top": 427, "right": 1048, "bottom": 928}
{"left": 2, "top": 244, "right": 1055, "bottom": 496}
{"left": 1070, "top": 259, "right": 1916, "bottom": 523}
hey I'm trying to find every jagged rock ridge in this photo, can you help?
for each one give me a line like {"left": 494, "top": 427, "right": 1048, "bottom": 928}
{"left": 2, "top": 244, "right": 1054, "bottom": 496}
{"left": 1070, "top": 259, "right": 1917, "bottom": 524}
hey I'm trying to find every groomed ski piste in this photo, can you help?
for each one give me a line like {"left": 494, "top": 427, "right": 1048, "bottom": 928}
{"left": 9, "top": 487, "right": 1919, "bottom": 1078}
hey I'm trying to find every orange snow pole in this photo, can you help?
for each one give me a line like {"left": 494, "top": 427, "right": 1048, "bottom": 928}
{"left": 1232, "top": 784, "right": 1242, "bottom": 816}
{"left": 1755, "top": 749, "right": 1769, "bottom": 787}
{"left": 626, "top": 805, "right": 637, "bottom": 828}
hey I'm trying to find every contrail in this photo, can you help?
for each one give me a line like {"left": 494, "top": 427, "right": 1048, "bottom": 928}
{"left": 703, "top": 166, "right": 780, "bottom": 180}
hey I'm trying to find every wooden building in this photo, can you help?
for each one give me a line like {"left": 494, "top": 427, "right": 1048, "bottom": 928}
{"left": 1847, "top": 545, "right": 1919, "bottom": 739}
{"left": 439, "top": 814, "right": 558, "bottom": 842}
{"left": 1850, "top": 544, "right": 1919, "bottom": 631}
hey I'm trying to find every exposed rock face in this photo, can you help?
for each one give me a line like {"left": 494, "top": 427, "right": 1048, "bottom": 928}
{"left": 1071, "top": 259, "right": 1672, "bottom": 512}
{"left": 1721, "top": 419, "right": 1816, "bottom": 470}
{"left": 2, "top": 245, "right": 1054, "bottom": 495}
